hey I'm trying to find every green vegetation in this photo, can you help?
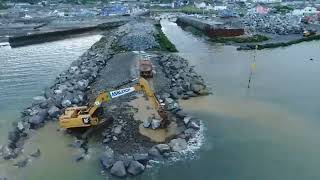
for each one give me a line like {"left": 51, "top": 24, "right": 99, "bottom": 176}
{"left": 241, "top": 34, "right": 320, "bottom": 50}
{"left": 210, "top": 34, "right": 269, "bottom": 43}
{"left": 111, "top": 42, "right": 127, "bottom": 53}
{"left": 273, "top": 5, "right": 294, "bottom": 14}
{"left": 180, "top": 5, "right": 214, "bottom": 14}
{"left": 154, "top": 25, "right": 178, "bottom": 52}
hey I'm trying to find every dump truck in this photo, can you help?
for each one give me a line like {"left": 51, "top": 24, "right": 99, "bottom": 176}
{"left": 59, "top": 78, "right": 168, "bottom": 129}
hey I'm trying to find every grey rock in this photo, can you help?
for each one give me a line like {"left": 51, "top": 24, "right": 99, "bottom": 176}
{"left": 102, "top": 138, "right": 111, "bottom": 144}
{"left": 110, "top": 161, "right": 126, "bottom": 177}
{"left": 28, "top": 114, "right": 45, "bottom": 126}
{"left": 74, "top": 153, "right": 85, "bottom": 162}
{"left": 148, "top": 147, "right": 162, "bottom": 159}
{"left": 127, "top": 160, "right": 145, "bottom": 175}
{"left": 165, "top": 98, "right": 174, "bottom": 104}
{"left": 8, "top": 130, "right": 19, "bottom": 143}
{"left": 184, "top": 128, "right": 196, "bottom": 139}
{"left": 113, "top": 125, "right": 122, "bottom": 135}
{"left": 151, "top": 119, "right": 161, "bottom": 129}
{"left": 33, "top": 96, "right": 46, "bottom": 103}
{"left": 143, "top": 117, "right": 152, "bottom": 128}
{"left": 61, "top": 99, "right": 72, "bottom": 108}
{"left": 100, "top": 155, "right": 114, "bottom": 169}
{"left": 161, "top": 93, "right": 170, "bottom": 99}
{"left": 69, "top": 139, "right": 85, "bottom": 148}
{"left": 30, "top": 148, "right": 41, "bottom": 158}
{"left": 48, "top": 105, "right": 60, "bottom": 118}
{"left": 2, "top": 145, "right": 15, "bottom": 160}
{"left": 191, "top": 83, "right": 204, "bottom": 93}
{"left": 13, "top": 158, "right": 29, "bottom": 168}
{"left": 120, "top": 154, "right": 133, "bottom": 168}
{"left": 183, "top": 116, "right": 192, "bottom": 125}
{"left": 17, "top": 121, "right": 25, "bottom": 131}
{"left": 155, "top": 144, "right": 171, "bottom": 154}
{"left": 0, "top": 177, "right": 7, "bottom": 180}
{"left": 133, "top": 153, "right": 149, "bottom": 165}
{"left": 169, "top": 138, "right": 188, "bottom": 152}
{"left": 175, "top": 110, "right": 187, "bottom": 119}
{"left": 104, "top": 146, "right": 114, "bottom": 159}
{"left": 188, "top": 119, "right": 201, "bottom": 130}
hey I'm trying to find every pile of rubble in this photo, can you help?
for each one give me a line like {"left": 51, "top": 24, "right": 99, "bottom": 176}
{"left": 117, "top": 21, "right": 160, "bottom": 51}
{"left": 243, "top": 13, "right": 303, "bottom": 35}
{"left": 98, "top": 102, "right": 203, "bottom": 178}
{"left": 157, "top": 54, "right": 210, "bottom": 100}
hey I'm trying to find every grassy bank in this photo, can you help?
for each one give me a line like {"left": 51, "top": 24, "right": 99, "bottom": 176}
{"left": 238, "top": 34, "right": 320, "bottom": 50}
{"left": 154, "top": 25, "right": 178, "bottom": 52}
{"left": 210, "top": 34, "right": 269, "bottom": 43}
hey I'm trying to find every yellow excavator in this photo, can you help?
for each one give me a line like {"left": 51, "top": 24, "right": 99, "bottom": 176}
{"left": 59, "top": 78, "right": 168, "bottom": 129}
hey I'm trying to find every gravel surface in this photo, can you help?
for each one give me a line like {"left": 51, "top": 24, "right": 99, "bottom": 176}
{"left": 243, "top": 13, "right": 303, "bottom": 35}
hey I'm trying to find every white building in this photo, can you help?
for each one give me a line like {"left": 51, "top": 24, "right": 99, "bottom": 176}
{"left": 213, "top": 5, "right": 227, "bottom": 11}
{"left": 292, "top": 7, "right": 319, "bottom": 15}
{"left": 194, "top": 2, "right": 214, "bottom": 10}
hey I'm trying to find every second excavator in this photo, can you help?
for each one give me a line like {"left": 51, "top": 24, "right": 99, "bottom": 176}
{"left": 59, "top": 78, "right": 168, "bottom": 129}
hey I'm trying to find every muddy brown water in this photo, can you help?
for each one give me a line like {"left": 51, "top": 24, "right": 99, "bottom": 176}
{"left": 159, "top": 19, "right": 320, "bottom": 180}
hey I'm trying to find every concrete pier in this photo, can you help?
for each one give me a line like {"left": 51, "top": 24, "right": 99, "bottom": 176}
{"left": 176, "top": 16, "right": 244, "bottom": 38}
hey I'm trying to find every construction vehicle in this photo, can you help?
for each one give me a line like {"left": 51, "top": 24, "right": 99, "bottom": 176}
{"left": 139, "top": 58, "right": 153, "bottom": 78}
{"left": 303, "top": 29, "right": 317, "bottom": 37}
{"left": 59, "top": 78, "right": 168, "bottom": 129}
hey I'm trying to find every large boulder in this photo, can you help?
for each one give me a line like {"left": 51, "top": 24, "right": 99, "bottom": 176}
{"left": 143, "top": 118, "right": 152, "bottom": 128}
{"left": 30, "top": 148, "right": 41, "bottom": 158}
{"left": 155, "top": 144, "right": 171, "bottom": 154}
{"left": 127, "top": 160, "right": 145, "bottom": 175}
{"left": 100, "top": 155, "right": 114, "bottom": 169}
{"left": 28, "top": 114, "right": 46, "bottom": 126}
{"left": 13, "top": 158, "right": 29, "bottom": 168}
{"left": 133, "top": 153, "right": 149, "bottom": 165}
{"left": 148, "top": 147, "right": 162, "bottom": 159}
{"left": 183, "top": 116, "right": 192, "bottom": 125}
{"left": 110, "top": 161, "right": 126, "bottom": 177}
{"left": 151, "top": 119, "right": 161, "bottom": 129}
{"left": 17, "top": 121, "right": 25, "bottom": 132}
{"left": 169, "top": 138, "right": 187, "bottom": 152}
{"left": 184, "top": 128, "right": 196, "bottom": 139}
{"left": 61, "top": 99, "right": 72, "bottom": 108}
{"left": 8, "top": 130, "right": 19, "bottom": 143}
{"left": 48, "top": 105, "right": 60, "bottom": 118}
{"left": 188, "top": 119, "right": 201, "bottom": 130}
{"left": 1, "top": 145, "right": 16, "bottom": 160}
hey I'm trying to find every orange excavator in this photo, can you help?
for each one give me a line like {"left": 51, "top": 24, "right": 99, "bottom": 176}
{"left": 59, "top": 78, "right": 168, "bottom": 129}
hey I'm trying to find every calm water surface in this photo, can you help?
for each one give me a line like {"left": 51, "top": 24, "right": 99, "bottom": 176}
{"left": 158, "top": 20, "right": 320, "bottom": 180}
{"left": 0, "top": 35, "right": 102, "bottom": 180}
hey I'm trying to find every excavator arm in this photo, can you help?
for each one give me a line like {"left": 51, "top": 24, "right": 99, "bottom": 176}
{"left": 59, "top": 78, "right": 168, "bottom": 129}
